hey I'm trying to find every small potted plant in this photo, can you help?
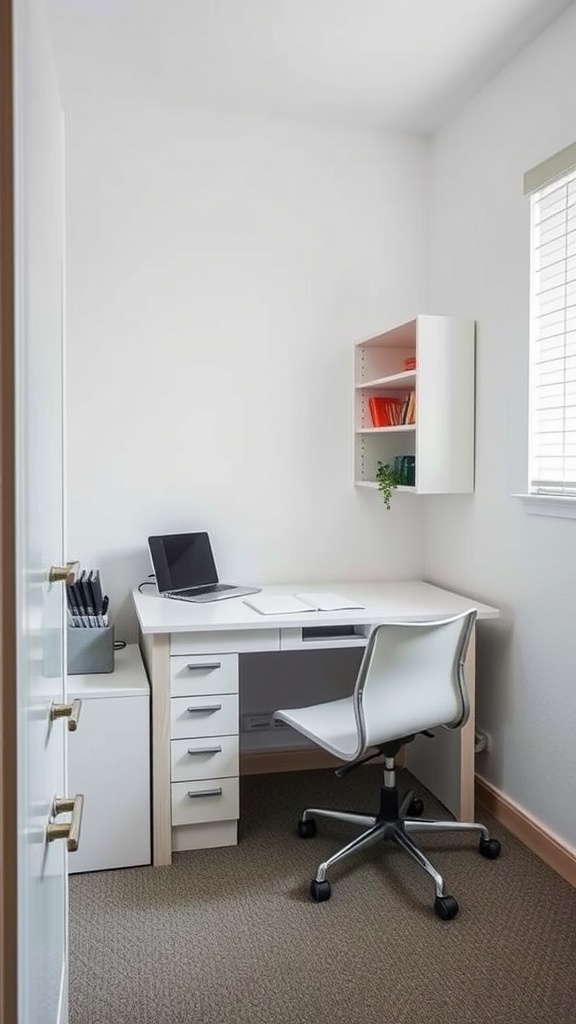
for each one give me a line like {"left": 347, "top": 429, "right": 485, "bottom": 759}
{"left": 375, "top": 461, "right": 402, "bottom": 510}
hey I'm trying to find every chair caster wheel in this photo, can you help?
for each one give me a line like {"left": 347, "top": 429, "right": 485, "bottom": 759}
{"left": 434, "top": 895, "right": 459, "bottom": 920}
{"left": 479, "top": 837, "right": 501, "bottom": 859}
{"left": 407, "top": 798, "right": 424, "bottom": 817}
{"left": 310, "top": 879, "right": 331, "bottom": 902}
{"left": 298, "top": 818, "right": 316, "bottom": 839}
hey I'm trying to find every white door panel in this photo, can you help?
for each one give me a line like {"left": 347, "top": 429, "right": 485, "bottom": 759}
{"left": 13, "top": 1, "right": 68, "bottom": 1021}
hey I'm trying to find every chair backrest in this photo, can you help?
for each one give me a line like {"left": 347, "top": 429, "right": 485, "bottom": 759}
{"left": 352, "top": 610, "right": 476, "bottom": 757}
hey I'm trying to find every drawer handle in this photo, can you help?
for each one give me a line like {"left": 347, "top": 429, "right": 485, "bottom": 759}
{"left": 187, "top": 787, "right": 223, "bottom": 799}
{"left": 186, "top": 704, "right": 222, "bottom": 714}
{"left": 50, "top": 698, "right": 82, "bottom": 732}
{"left": 46, "top": 794, "right": 84, "bottom": 851}
{"left": 186, "top": 662, "right": 222, "bottom": 671}
{"left": 187, "top": 745, "right": 222, "bottom": 755}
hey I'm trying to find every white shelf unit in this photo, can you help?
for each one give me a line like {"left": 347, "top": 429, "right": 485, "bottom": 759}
{"left": 354, "top": 315, "right": 476, "bottom": 494}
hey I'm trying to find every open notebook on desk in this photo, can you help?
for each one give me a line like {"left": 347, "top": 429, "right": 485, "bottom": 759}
{"left": 243, "top": 592, "right": 364, "bottom": 616}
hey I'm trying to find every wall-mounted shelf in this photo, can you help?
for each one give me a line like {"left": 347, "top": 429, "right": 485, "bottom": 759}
{"left": 357, "top": 425, "right": 417, "bottom": 435}
{"left": 354, "top": 314, "right": 476, "bottom": 494}
{"left": 355, "top": 370, "right": 416, "bottom": 390}
{"left": 355, "top": 481, "right": 415, "bottom": 492}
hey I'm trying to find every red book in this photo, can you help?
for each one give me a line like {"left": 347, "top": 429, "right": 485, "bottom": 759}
{"left": 368, "top": 396, "right": 401, "bottom": 427}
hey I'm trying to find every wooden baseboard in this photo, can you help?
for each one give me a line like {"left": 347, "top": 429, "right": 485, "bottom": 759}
{"left": 240, "top": 746, "right": 392, "bottom": 776}
{"left": 241, "top": 747, "right": 341, "bottom": 775}
{"left": 475, "top": 775, "right": 576, "bottom": 888}
{"left": 237, "top": 745, "right": 389, "bottom": 774}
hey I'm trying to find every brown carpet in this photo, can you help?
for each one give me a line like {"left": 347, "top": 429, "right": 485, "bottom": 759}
{"left": 69, "top": 768, "right": 576, "bottom": 1024}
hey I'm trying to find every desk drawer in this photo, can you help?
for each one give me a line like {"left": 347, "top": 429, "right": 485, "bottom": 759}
{"left": 170, "top": 629, "right": 280, "bottom": 655}
{"left": 170, "top": 653, "right": 238, "bottom": 697}
{"left": 170, "top": 694, "right": 238, "bottom": 739}
{"left": 171, "top": 777, "right": 239, "bottom": 826}
{"left": 279, "top": 625, "right": 370, "bottom": 650}
{"left": 171, "top": 736, "right": 239, "bottom": 782}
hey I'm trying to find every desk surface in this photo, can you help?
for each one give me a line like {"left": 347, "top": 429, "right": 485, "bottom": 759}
{"left": 133, "top": 580, "right": 499, "bottom": 634}
{"left": 67, "top": 644, "right": 149, "bottom": 699}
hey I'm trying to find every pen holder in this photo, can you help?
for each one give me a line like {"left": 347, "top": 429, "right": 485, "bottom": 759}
{"left": 67, "top": 625, "right": 115, "bottom": 675}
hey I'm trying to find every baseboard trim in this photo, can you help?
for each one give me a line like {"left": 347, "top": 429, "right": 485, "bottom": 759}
{"left": 240, "top": 746, "right": 391, "bottom": 776}
{"left": 475, "top": 775, "right": 576, "bottom": 888}
{"left": 241, "top": 747, "right": 340, "bottom": 775}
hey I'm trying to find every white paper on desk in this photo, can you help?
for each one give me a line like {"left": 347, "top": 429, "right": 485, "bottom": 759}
{"left": 295, "top": 592, "right": 365, "bottom": 611}
{"left": 243, "top": 595, "right": 314, "bottom": 615}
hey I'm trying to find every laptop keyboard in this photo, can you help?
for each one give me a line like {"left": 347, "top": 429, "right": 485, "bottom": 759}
{"left": 173, "top": 584, "right": 234, "bottom": 597}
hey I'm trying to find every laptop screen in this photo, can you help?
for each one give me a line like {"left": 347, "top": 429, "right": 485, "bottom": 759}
{"left": 148, "top": 532, "right": 219, "bottom": 593}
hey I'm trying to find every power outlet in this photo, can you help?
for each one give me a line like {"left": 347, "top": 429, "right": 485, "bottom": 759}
{"left": 242, "top": 713, "right": 273, "bottom": 732}
{"left": 475, "top": 729, "right": 492, "bottom": 754}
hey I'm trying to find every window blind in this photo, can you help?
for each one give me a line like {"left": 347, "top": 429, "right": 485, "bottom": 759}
{"left": 526, "top": 151, "right": 576, "bottom": 497}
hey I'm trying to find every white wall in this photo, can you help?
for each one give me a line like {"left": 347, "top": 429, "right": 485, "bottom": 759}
{"left": 65, "top": 102, "right": 427, "bottom": 638}
{"left": 62, "top": 7, "right": 576, "bottom": 852}
{"left": 426, "top": 4, "right": 576, "bottom": 847}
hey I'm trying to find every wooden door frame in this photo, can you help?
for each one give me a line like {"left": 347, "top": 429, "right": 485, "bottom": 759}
{"left": 0, "top": 0, "right": 17, "bottom": 1020}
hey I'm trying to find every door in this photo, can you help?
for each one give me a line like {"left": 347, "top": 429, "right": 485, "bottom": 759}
{"left": 13, "top": 1, "right": 69, "bottom": 1021}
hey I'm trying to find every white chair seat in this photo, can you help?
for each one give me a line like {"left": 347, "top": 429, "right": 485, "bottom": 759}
{"left": 275, "top": 698, "right": 359, "bottom": 761}
{"left": 275, "top": 613, "right": 476, "bottom": 762}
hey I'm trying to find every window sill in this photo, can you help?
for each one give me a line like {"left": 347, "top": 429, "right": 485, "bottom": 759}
{"left": 513, "top": 494, "right": 576, "bottom": 519}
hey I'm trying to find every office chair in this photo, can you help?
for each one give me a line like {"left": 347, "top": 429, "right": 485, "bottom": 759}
{"left": 274, "top": 610, "right": 501, "bottom": 919}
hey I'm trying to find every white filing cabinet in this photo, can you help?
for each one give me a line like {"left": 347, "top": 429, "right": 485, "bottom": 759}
{"left": 67, "top": 644, "right": 151, "bottom": 873}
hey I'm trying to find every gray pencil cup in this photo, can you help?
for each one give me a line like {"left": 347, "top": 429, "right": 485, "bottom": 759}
{"left": 67, "top": 625, "right": 115, "bottom": 675}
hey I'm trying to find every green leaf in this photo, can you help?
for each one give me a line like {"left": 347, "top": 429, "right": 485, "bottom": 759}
{"left": 375, "top": 461, "right": 401, "bottom": 510}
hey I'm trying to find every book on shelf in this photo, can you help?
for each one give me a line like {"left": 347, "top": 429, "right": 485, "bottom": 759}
{"left": 368, "top": 392, "right": 415, "bottom": 427}
{"left": 368, "top": 396, "right": 401, "bottom": 427}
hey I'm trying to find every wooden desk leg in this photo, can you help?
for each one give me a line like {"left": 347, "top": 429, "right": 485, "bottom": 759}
{"left": 140, "top": 631, "right": 172, "bottom": 866}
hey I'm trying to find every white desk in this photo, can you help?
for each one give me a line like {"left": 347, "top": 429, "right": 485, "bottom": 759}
{"left": 133, "top": 581, "right": 499, "bottom": 866}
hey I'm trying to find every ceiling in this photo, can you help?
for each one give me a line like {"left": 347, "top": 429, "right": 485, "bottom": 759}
{"left": 47, "top": 0, "right": 575, "bottom": 134}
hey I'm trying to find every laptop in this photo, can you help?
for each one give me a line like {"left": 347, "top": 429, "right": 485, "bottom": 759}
{"left": 148, "top": 531, "right": 261, "bottom": 603}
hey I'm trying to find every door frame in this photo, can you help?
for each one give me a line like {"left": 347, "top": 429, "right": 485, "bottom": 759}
{"left": 0, "top": 0, "right": 17, "bottom": 1021}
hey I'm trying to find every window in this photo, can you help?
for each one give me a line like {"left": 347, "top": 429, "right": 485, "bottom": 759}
{"left": 525, "top": 143, "right": 576, "bottom": 503}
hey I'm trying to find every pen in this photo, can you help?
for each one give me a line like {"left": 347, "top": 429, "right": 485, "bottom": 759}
{"left": 96, "top": 595, "right": 109, "bottom": 628}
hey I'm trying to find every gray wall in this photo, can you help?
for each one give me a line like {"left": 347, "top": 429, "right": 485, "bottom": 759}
{"left": 426, "top": 3, "right": 576, "bottom": 847}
